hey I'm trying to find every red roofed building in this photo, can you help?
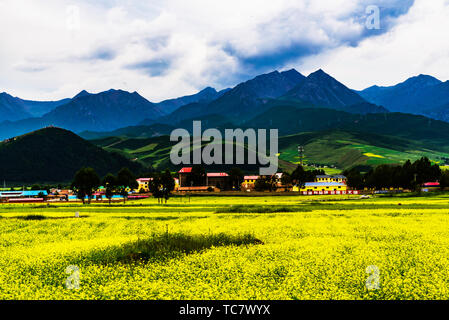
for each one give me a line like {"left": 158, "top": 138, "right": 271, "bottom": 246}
{"left": 179, "top": 167, "right": 193, "bottom": 188}
{"left": 422, "top": 182, "right": 440, "bottom": 192}
{"left": 423, "top": 182, "right": 440, "bottom": 187}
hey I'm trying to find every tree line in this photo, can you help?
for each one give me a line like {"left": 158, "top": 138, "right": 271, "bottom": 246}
{"left": 71, "top": 167, "right": 177, "bottom": 204}
{"left": 344, "top": 157, "right": 448, "bottom": 191}
{"left": 70, "top": 157, "right": 448, "bottom": 203}
{"left": 72, "top": 167, "right": 138, "bottom": 204}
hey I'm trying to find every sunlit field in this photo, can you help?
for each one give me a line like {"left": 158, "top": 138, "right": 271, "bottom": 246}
{"left": 1, "top": 193, "right": 449, "bottom": 300}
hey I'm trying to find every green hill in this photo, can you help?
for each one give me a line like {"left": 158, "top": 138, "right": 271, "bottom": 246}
{"left": 93, "top": 135, "right": 268, "bottom": 173}
{"left": 0, "top": 127, "right": 144, "bottom": 183}
{"left": 277, "top": 130, "right": 449, "bottom": 170}
{"left": 92, "top": 135, "right": 177, "bottom": 170}
{"left": 84, "top": 106, "right": 449, "bottom": 173}
{"left": 89, "top": 127, "right": 449, "bottom": 174}
{"left": 246, "top": 106, "right": 449, "bottom": 149}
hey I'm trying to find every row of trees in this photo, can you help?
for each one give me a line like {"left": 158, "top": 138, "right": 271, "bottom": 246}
{"left": 344, "top": 157, "right": 446, "bottom": 190}
{"left": 71, "top": 167, "right": 176, "bottom": 204}
{"left": 253, "top": 157, "right": 448, "bottom": 192}
{"left": 71, "top": 157, "right": 445, "bottom": 202}
{"left": 254, "top": 175, "right": 279, "bottom": 192}
{"left": 72, "top": 167, "right": 138, "bottom": 204}
{"left": 147, "top": 170, "right": 176, "bottom": 204}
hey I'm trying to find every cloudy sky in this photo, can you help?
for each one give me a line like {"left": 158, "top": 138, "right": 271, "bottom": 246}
{"left": 1, "top": 0, "right": 448, "bottom": 102}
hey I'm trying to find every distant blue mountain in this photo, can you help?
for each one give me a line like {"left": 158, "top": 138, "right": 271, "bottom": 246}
{"left": 0, "top": 89, "right": 164, "bottom": 140}
{"left": 73, "top": 90, "right": 91, "bottom": 99}
{"left": 43, "top": 89, "right": 164, "bottom": 132}
{"left": 0, "top": 86, "right": 233, "bottom": 139}
{"left": 0, "top": 92, "right": 70, "bottom": 121}
{"left": 162, "top": 69, "right": 307, "bottom": 123}
{"left": 0, "top": 93, "right": 31, "bottom": 121}
{"left": 156, "top": 68, "right": 387, "bottom": 125}
{"left": 280, "top": 69, "right": 385, "bottom": 114}
{"left": 5, "top": 69, "right": 448, "bottom": 142}
{"left": 204, "top": 69, "right": 307, "bottom": 118}
{"left": 358, "top": 74, "right": 448, "bottom": 115}
{"left": 207, "top": 69, "right": 307, "bottom": 116}
{"left": 155, "top": 87, "right": 230, "bottom": 114}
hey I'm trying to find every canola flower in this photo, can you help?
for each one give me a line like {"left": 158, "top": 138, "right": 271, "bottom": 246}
{"left": 1, "top": 195, "right": 449, "bottom": 299}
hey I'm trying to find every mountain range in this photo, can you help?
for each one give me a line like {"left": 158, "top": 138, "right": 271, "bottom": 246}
{"left": 156, "top": 69, "right": 388, "bottom": 126}
{"left": 280, "top": 69, "right": 373, "bottom": 111}
{"left": 0, "top": 68, "right": 391, "bottom": 140}
{"left": 1, "top": 68, "right": 449, "bottom": 163}
{"left": 358, "top": 74, "right": 449, "bottom": 120}
{"left": 0, "top": 90, "right": 164, "bottom": 139}
{"left": 0, "top": 86, "right": 233, "bottom": 139}
{"left": 4, "top": 103, "right": 449, "bottom": 184}
{"left": 0, "top": 92, "right": 70, "bottom": 122}
{"left": 76, "top": 100, "right": 449, "bottom": 175}
{"left": 2, "top": 67, "right": 449, "bottom": 183}
{"left": 154, "top": 87, "right": 231, "bottom": 115}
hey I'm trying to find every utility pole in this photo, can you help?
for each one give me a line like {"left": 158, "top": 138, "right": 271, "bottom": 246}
{"left": 298, "top": 146, "right": 305, "bottom": 166}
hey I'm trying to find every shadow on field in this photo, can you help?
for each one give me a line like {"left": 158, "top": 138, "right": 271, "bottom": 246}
{"left": 112, "top": 216, "right": 209, "bottom": 221}
{"left": 114, "top": 216, "right": 181, "bottom": 221}
{"left": 215, "top": 205, "right": 312, "bottom": 214}
{"left": 80, "top": 233, "right": 264, "bottom": 264}
{"left": 8, "top": 215, "right": 89, "bottom": 220}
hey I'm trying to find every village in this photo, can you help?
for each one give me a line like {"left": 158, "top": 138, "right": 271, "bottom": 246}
{"left": 2, "top": 161, "right": 444, "bottom": 204}
{"left": 0, "top": 167, "right": 363, "bottom": 203}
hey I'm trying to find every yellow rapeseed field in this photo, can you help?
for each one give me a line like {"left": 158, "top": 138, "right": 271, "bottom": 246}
{"left": 1, "top": 194, "right": 449, "bottom": 300}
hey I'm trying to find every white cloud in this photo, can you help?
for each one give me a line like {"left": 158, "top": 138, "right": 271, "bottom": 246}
{"left": 0, "top": 0, "right": 441, "bottom": 102}
{"left": 298, "top": 0, "right": 449, "bottom": 89}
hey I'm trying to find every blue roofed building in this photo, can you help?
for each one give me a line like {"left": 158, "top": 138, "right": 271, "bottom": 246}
{"left": 0, "top": 190, "right": 48, "bottom": 199}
